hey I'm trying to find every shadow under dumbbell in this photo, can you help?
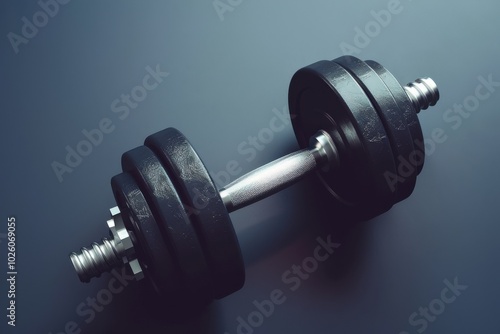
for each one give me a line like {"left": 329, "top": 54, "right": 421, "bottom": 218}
{"left": 238, "top": 170, "right": 373, "bottom": 283}
{"left": 235, "top": 184, "right": 315, "bottom": 267}
{"left": 87, "top": 277, "right": 221, "bottom": 334}
{"left": 301, "top": 174, "right": 373, "bottom": 283}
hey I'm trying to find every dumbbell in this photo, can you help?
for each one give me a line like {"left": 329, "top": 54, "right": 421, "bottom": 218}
{"left": 69, "top": 55, "right": 439, "bottom": 304}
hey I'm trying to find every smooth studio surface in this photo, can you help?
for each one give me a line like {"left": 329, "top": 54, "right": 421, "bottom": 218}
{"left": 1, "top": 1, "right": 499, "bottom": 333}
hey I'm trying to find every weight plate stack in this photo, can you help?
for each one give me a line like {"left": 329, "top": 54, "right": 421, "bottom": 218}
{"left": 145, "top": 128, "right": 245, "bottom": 299}
{"left": 288, "top": 58, "right": 398, "bottom": 219}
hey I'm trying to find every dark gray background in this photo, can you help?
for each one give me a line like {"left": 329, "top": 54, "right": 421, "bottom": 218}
{"left": 1, "top": 1, "right": 499, "bottom": 333}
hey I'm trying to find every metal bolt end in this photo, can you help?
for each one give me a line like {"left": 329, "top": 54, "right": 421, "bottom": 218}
{"left": 70, "top": 238, "right": 122, "bottom": 283}
{"left": 404, "top": 78, "right": 440, "bottom": 113}
{"left": 70, "top": 207, "right": 143, "bottom": 283}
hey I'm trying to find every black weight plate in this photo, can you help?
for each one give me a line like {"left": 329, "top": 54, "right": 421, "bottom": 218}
{"left": 365, "top": 60, "right": 425, "bottom": 175}
{"left": 334, "top": 56, "right": 417, "bottom": 202}
{"left": 111, "top": 172, "right": 179, "bottom": 296}
{"left": 121, "top": 146, "right": 212, "bottom": 302}
{"left": 145, "top": 128, "right": 245, "bottom": 299}
{"left": 288, "top": 59, "right": 397, "bottom": 218}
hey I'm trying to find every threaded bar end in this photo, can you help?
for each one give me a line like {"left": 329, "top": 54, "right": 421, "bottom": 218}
{"left": 70, "top": 238, "right": 122, "bottom": 283}
{"left": 404, "top": 78, "right": 440, "bottom": 113}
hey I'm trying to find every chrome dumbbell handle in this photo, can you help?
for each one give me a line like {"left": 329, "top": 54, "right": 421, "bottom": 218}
{"left": 219, "top": 131, "right": 338, "bottom": 212}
